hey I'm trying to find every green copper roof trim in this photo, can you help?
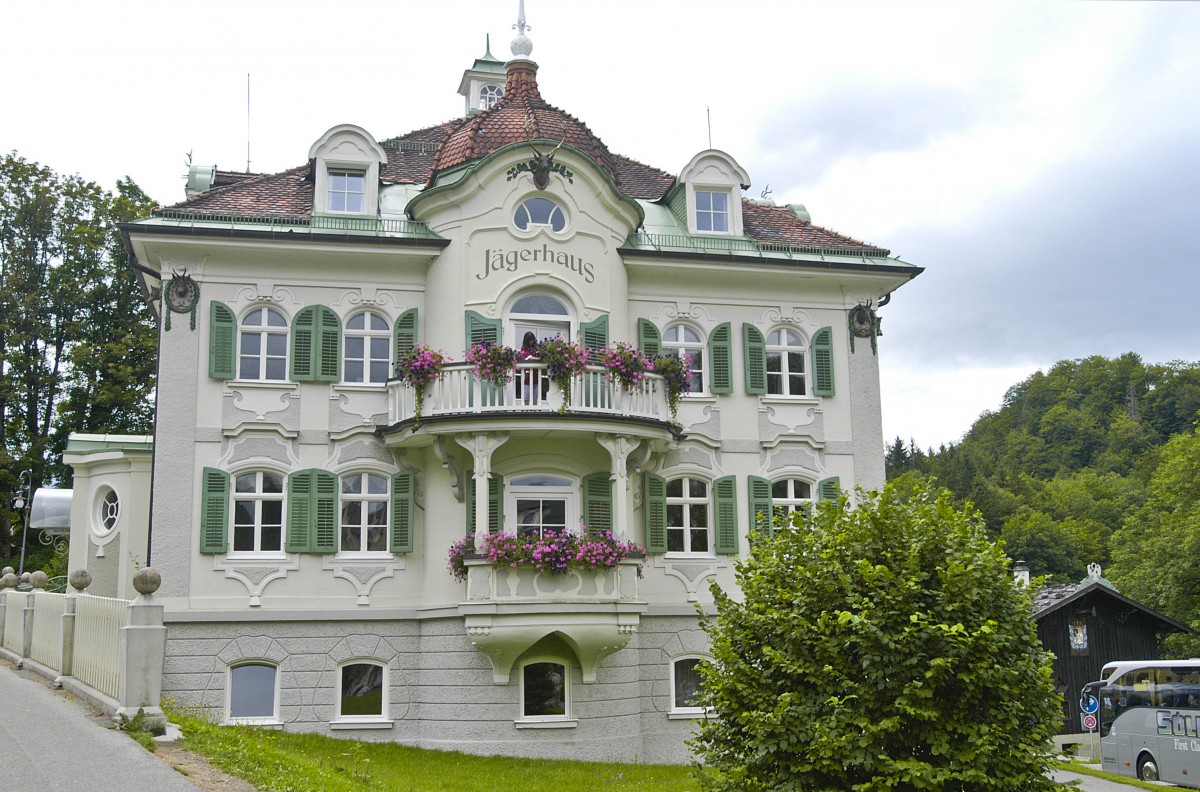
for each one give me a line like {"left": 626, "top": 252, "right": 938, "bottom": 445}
{"left": 147, "top": 209, "right": 445, "bottom": 240}
{"left": 472, "top": 35, "right": 506, "bottom": 71}
{"left": 65, "top": 434, "right": 154, "bottom": 455}
{"left": 409, "top": 140, "right": 646, "bottom": 226}
{"left": 624, "top": 232, "right": 897, "bottom": 261}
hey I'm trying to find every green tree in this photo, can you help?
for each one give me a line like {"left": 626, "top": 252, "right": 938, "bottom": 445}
{"left": 692, "top": 483, "right": 1065, "bottom": 791}
{"left": 1111, "top": 428, "right": 1200, "bottom": 657}
{"left": 0, "top": 153, "right": 157, "bottom": 563}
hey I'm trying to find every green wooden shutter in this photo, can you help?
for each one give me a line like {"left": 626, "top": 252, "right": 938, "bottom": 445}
{"left": 199, "top": 468, "right": 229, "bottom": 554}
{"left": 291, "top": 307, "right": 317, "bottom": 381}
{"left": 466, "top": 473, "right": 504, "bottom": 535}
{"left": 743, "top": 323, "right": 766, "bottom": 395}
{"left": 394, "top": 308, "right": 418, "bottom": 367}
{"left": 465, "top": 310, "right": 501, "bottom": 347}
{"left": 391, "top": 470, "right": 415, "bottom": 553}
{"left": 709, "top": 322, "right": 732, "bottom": 394}
{"left": 581, "top": 316, "right": 609, "bottom": 360}
{"left": 208, "top": 302, "right": 236, "bottom": 380}
{"left": 312, "top": 470, "right": 338, "bottom": 553}
{"left": 637, "top": 318, "right": 661, "bottom": 357}
{"left": 747, "top": 476, "right": 773, "bottom": 537}
{"left": 713, "top": 475, "right": 739, "bottom": 555}
{"left": 286, "top": 470, "right": 314, "bottom": 552}
{"left": 818, "top": 476, "right": 841, "bottom": 501}
{"left": 813, "top": 326, "right": 835, "bottom": 397}
{"left": 582, "top": 472, "right": 613, "bottom": 535}
{"left": 315, "top": 307, "right": 341, "bottom": 382}
{"left": 644, "top": 472, "right": 667, "bottom": 554}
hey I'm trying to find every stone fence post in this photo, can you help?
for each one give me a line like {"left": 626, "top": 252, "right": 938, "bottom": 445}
{"left": 57, "top": 569, "right": 92, "bottom": 687}
{"left": 116, "top": 567, "right": 167, "bottom": 731}
{"left": 17, "top": 572, "right": 47, "bottom": 666}
{"left": 0, "top": 566, "right": 13, "bottom": 637}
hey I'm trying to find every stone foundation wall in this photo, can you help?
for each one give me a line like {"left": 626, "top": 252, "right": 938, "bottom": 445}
{"left": 161, "top": 615, "right": 707, "bottom": 764}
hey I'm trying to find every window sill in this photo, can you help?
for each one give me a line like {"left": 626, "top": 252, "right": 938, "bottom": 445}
{"left": 681, "top": 394, "right": 717, "bottom": 403}
{"left": 515, "top": 718, "right": 578, "bottom": 730}
{"left": 663, "top": 552, "right": 717, "bottom": 561}
{"left": 333, "top": 552, "right": 395, "bottom": 562}
{"left": 227, "top": 380, "right": 297, "bottom": 391}
{"left": 332, "top": 383, "right": 387, "bottom": 393}
{"left": 668, "top": 709, "right": 711, "bottom": 720}
{"left": 330, "top": 719, "right": 393, "bottom": 730}
{"left": 223, "top": 719, "right": 283, "bottom": 729}
{"left": 760, "top": 395, "right": 819, "bottom": 405}
{"left": 224, "top": 552, "right": 289, "bottom": 563}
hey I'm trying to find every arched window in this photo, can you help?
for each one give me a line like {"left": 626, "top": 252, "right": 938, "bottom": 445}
{"left": 521, "top": 660, "right": 569, "bottom": 721}
{"left": 671, "top": 657, "right": 707, "bottom": 714}
{"left": 513, "top": 197, "right": 567, "bottom": 233}
{"left": 766, "top": 328, "right": 807, "bottom": 396}
{"left": 239, "top": 307, "right": 288, "bottom": 381}
{"left": 228, "top": 662, "right": 278, "bottom": 723}
{"left": 508, "top": 475, "right": 575, "bottom": 539}
{"left": 666, "top": 477, "right": 709, "bottom": 554}
{"left": 232, "top": 471, "right": 285, "bottom": 554}
{"left": 344, "top": 311, "right": 390, "bottom": 384}
{"left": 340, "top": 473, "right": 389, "bottom": 553}
{"left": 507, "top": 292, "right": 573, "bottom": 347}
{"left": 480, "top": 84, "right": 503, "bottom": 110}
{"left": 337, "top": 661, "right": 387, "bottom": 721}
{"left": 772, "top": 478, "right": 813, "bottom": 522}
{"left": 662, "top": 324, "right": 705, "bottom": 394}
{"left": 95, "top": 487, "right": 119, "bottom": 535}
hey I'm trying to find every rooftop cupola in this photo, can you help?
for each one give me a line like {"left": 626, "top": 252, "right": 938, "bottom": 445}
{"left": 458, "top": 36, "right": 507, "bottom": 115}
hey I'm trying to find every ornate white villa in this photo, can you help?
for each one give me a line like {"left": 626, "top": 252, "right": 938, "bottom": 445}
{"left": 65, "top": 7, "right": 920, "bottom": 764}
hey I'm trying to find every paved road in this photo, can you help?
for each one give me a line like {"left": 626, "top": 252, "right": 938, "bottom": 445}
{"left": 1052, "top": 767, "right": 1165, "bottom": 790}
{"left": 0, "top": 661, "right": 201, "bottom": 791}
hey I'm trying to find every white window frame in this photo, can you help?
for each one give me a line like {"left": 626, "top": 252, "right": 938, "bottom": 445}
{"left": 666, "top": 476, "right": 712, "bottom": 556}
{"left": 226, "top": 661, "right": 281, "bottom": 726}
{"left": 669, "top": 656, "right": 711, "bottom": 718}
{"left": 679, "top": 150, "right": 749, "bottom": 236}
{"left": 93, "top": 486, "right": 120, "bottom": 537}
{"left": 332, "top": 660, "right": 392, "bottom": 728}
{"left": 229, "top": 469, "right": 286, "bottom": 558}
{"left": 505, "top": 475, "right": 578, "bottom": 539}
{"left": 513, "top": 196, "right": 568, "bottom": 234}
{"left": 772, "top": 478, "right": 814, "bottom": 524}
{"left": 662, "top": 323, "right": 706, "bottom": 396}
{"left": 238, "top": 306, "right": 289, "bottom": 382}
{"left": 343, "top": 310, "right": 391, "bottom": 385}
{"left": 516, "top": 657, "right": 576, "bottom": 728}
{"left": 308, "top": 124, "right": 386, "bottom": 217}
{"left": 479, "top": 83, "right": 503, "bottom": 110}
{"left": 694, "top": 188, "right": 730, "bottom": 234}
{"left": 326, "top": 169, "right": 367, "bottom": 214}
{"left": 766, "top": 328, "right": 808, "bottom": 397}
{"left": 506, "top": 292, "right": 575, "bottom": 348}
{"left": 338, "top": 472, "right": 391, "bottom": 556}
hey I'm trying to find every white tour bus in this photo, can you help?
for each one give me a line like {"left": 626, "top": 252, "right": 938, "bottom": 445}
{"left": 1083, "top": 659, "right": 1200, "bottom": 785}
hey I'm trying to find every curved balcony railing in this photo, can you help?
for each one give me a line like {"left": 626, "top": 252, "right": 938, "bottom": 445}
{"left": 387, "top": 362, "right": 670, "bottom": 424}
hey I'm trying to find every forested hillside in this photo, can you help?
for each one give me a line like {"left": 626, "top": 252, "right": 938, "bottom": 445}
{"left": 887, "top": 353, "right": 1200, "bottom": 652}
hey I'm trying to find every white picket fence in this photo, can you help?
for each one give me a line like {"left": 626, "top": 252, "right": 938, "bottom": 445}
{"left": 30, "top": 590, "right": 65, "bottom": 670}
{"left": 72, "top": 593, "right": 128, "bottom": 699}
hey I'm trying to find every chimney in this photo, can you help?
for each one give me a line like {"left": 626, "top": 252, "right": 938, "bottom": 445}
{"left": 1013, "top": 561, "right": 1030, "bottom": 587}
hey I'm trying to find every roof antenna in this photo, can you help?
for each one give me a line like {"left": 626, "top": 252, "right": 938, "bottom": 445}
{"left": 706, "top": 106, "right": 712, "bottom": 149}
{"left": 246, "top": 73, "right": 252, "bottom": 173}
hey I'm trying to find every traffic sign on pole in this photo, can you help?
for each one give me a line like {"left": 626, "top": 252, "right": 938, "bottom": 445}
{"left": 1080, "top": 694, "right": 1099, "bottom": 714}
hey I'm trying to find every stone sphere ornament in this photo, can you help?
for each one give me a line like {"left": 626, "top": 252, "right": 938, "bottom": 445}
{"left": 69, "top": 569, "right": 93, "bottom": 592}
{"left": 1, "top": 566, "right": 13, "bottom": 576}
{"left": 29, "top": 570, "right": 48, "bottom": 589}
{"left": 132, "top": 567, "right": 161, "bottom": 596}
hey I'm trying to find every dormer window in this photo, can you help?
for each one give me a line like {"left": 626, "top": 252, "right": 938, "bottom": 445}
{"left": 328, "top": 170, "right": 366, "bottom": 214}
{"left": 695, "top": 190, "right": 729, "bottom": 233}
{"left": 480, "top": 84, "right": 503, "bottom": 110}
{"left": 677, "top": 150, "right": 751, "bottom": 237}
{"left": 308, "top": 124, "right": 387, "bottom": 217}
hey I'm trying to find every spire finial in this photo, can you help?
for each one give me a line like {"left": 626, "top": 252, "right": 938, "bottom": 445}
{"left": 484, "top": 34, "right": 494, "bottom": 60}
{"left": 511, "top": 0, "right": 533, "bottom": 57}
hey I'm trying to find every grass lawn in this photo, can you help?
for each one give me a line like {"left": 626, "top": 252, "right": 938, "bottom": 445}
{"left": 1055, "top": 758, "right": 1161, "bottom": 790}
{"left": 168, "top": 707, "right": 698, "bottom": 792}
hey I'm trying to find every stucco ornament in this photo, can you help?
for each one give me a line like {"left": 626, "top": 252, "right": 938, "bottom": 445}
{"left": 163, "top": 269, "right": 199, "bottom": 331}
{"left": 848, "top": 300, "right": 882, "bottom": 355}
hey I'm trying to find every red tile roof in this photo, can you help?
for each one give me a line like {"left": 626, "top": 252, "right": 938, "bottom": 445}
{"left": 741, "top": 200, "right": 890, "bottom": 255}
{"left": 156, "top": 63, "right": 889, "bottom": 256}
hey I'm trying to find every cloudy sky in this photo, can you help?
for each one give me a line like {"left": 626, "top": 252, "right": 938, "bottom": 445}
{"left": 4, "top": 1, "right": 1198, "bottom": 450}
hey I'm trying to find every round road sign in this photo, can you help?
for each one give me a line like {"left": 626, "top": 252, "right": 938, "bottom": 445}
{"left": 1080, "top": 694, "right": 1099, "bottom": 714}
{"left": 1083, "top": 714, "right": 1098, "bottom": 730}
